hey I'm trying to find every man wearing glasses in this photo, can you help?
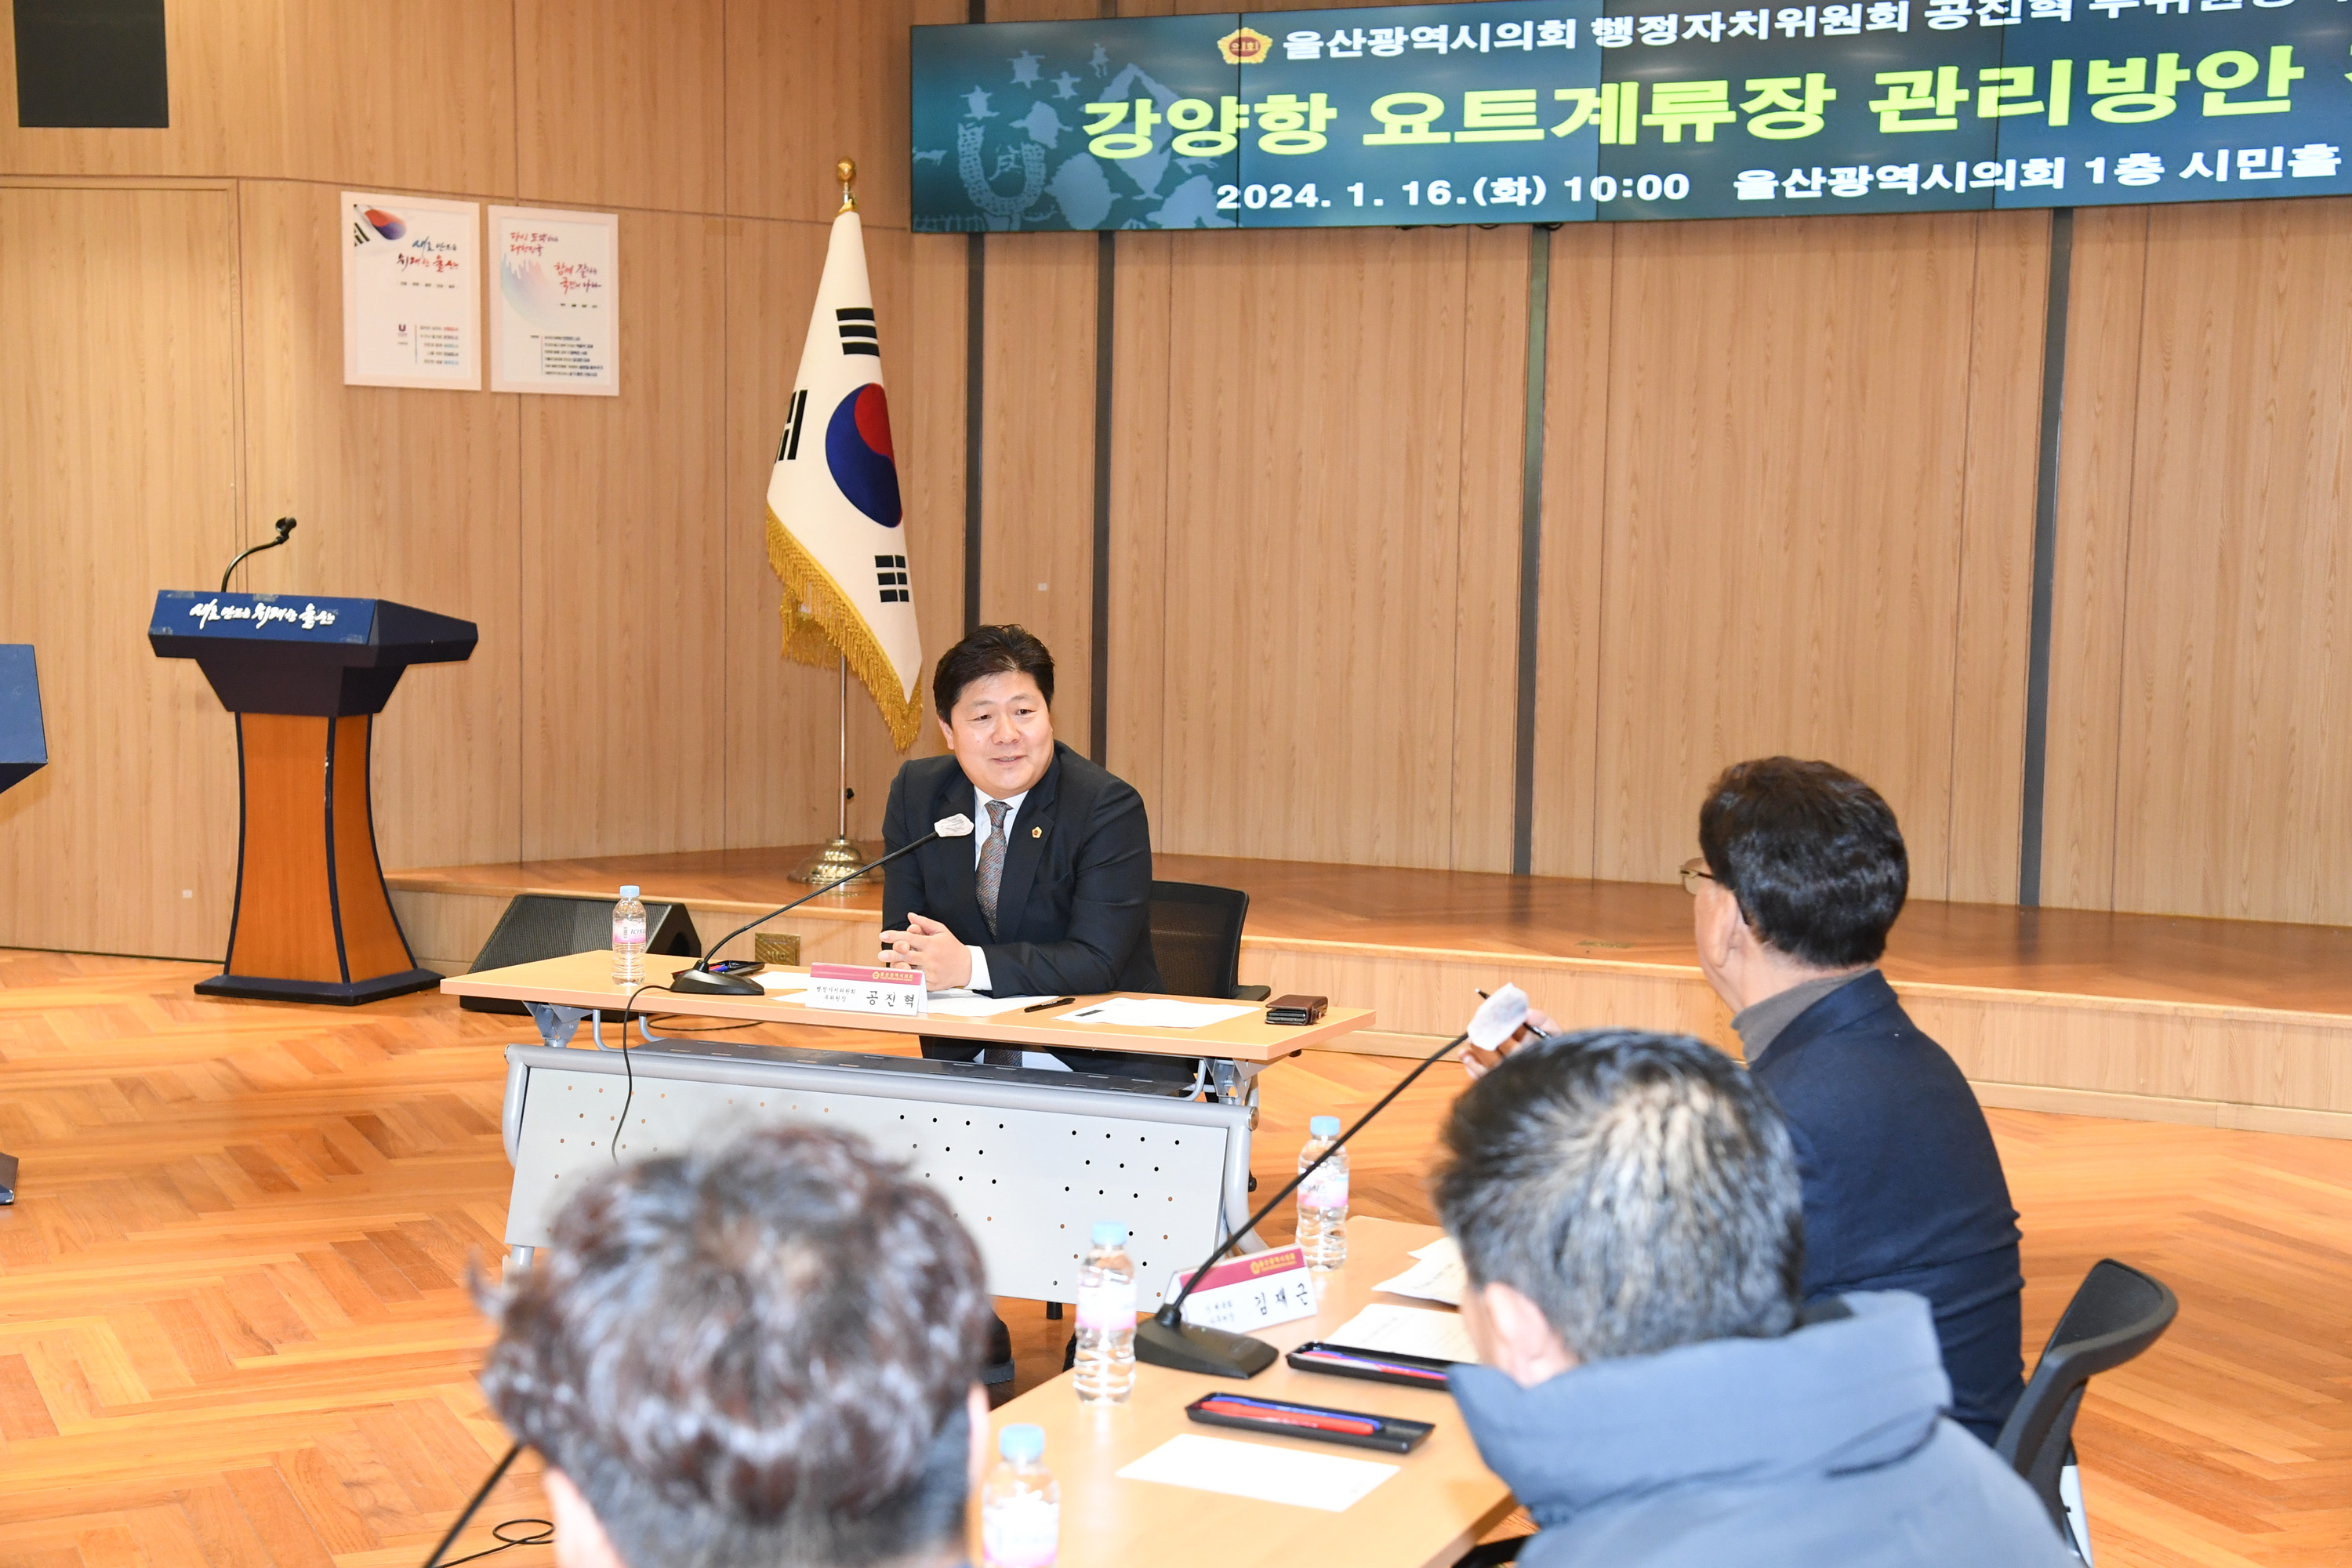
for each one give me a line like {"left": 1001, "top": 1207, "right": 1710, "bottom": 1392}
{"left": 1468, "top": 757, "right": 2024, "bottom": 1446}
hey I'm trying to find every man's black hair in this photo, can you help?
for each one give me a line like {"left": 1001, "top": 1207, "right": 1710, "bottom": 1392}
{"left": 933, "top": 624, "right": 1054, "bottom": 718}
{"left": 1698, "top": 757, "right": 1908, "bottom": 969}
{"left": 1435, "top": 1029, "right": 1804, "bottom": 1361}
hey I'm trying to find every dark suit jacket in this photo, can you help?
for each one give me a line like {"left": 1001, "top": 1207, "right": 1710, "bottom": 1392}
{"left": 1747, "top": 971, "right": 2026, "bottom": 1446}
{"left": 882, "top": 743, "right": 1172, "bottom": 1077}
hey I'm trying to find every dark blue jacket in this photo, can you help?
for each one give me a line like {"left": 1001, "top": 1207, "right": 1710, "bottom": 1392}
{"left": 1746, "top": 971, "right": 2025, "bottom": 1444}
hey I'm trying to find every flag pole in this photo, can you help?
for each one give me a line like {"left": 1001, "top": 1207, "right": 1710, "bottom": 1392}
{"left": 786, "top": 157, "right": 884, "bottom": 891}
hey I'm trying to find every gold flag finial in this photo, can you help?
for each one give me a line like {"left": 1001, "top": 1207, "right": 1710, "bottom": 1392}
{"left": 836, "top": 158, "right": 857, "bottom": 212}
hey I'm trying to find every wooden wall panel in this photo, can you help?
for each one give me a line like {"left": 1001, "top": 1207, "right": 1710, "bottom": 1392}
{"left": 1446, "top": 227, "right": 1530, "bottom": 874}
{"left": 979, "top": 230, "right": 1098, "bottom": 756}
{"left": 519, "top": 212, "right": 728, "bottom": 860}
{"left": 0, "top": 0, "right": 516, "bottom": 192}
{"left": 275, "top": 0, "right": 517, "bottom": 196}
{"left": 514, "top": 0, "right": 725, "bottom": 213}
{"left": 0, "top": 186, "right": 244, "bottom": 960}
{"left": 1589, "top": 213, "right": 1989, "bottom": 896}
{"left": 1526, "top": 227, "right": 1615, "bottom": 879}
{"left": 2109, "top": 198, "right": 2352, "bottom": 924}
{"left": 1152, "top": 227, "right": 1475, "bottom": 868}
{"left": 234, "top": 180, "right": 524, "bottom": 873}
{"left": 721, "top": 218, "right": 960, "bottom": 850}
{"left": 2036, "top": 207, "right": 2149, "bottom": 911}
{"left": 1107, "top": 232, "right": 1175, "bottom": 820}
{"left": 725, "top": 0, "right": 934, "bottom": 228}
{"left": 902, "top": 228, "right": 973, "bottom": 729}
{"left": 1944, "top": 209, "right": 2051, "bottom": 903}
{"left": 0, "top": 0, "right": 283, "bottom": 178}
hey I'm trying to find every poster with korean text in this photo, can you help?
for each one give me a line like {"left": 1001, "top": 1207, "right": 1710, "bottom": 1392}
{"left": 341, "top": 193, "right": 481, "bottom": 388}
{"left": 488, "top": 207, "right": 620, "bottom": 396}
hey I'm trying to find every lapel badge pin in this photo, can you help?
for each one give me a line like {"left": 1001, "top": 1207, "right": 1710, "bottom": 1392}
{"left": 1031, "top": 826, "right": 1043, "bottom": 838}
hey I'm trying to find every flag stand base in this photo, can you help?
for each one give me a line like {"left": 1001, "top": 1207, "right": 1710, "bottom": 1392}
{"left": 791, "top": 836, "right": 869, "bottom": 887}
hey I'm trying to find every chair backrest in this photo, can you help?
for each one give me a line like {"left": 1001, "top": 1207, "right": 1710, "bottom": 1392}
{"left": 1996, "top": 1258, "right": 2178, "bottom": 1540}
{"left": 1148, "top": 881, "right": 1250, "bottom": 999}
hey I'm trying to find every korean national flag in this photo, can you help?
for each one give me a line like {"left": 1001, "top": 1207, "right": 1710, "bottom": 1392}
{"left": 764, "top": 206, "right": 922, "bottom": 749}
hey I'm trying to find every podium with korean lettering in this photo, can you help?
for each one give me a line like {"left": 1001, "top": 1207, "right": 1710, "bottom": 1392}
{"left": 151, "top": 591, "right": 477, "bottom": 1004}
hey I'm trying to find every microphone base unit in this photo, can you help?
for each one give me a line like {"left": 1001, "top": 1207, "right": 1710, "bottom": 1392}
{"left": 1134, "top": 1308, "right": 1280, "bottom": 1379}
{"left": 667, "top": 967, "right": 767, "bottom": 997}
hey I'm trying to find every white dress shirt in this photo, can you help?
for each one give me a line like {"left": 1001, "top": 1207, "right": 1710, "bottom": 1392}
{"left": 965, "top": 784, "right": 1029, "bottom": 993}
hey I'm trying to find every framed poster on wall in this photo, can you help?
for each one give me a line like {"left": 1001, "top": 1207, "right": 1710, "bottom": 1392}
{"left": 340, "top": 192, "right": 481, "bottom": 389}
{"left": 488, "top": 206, "right": 619, "bottom": 397}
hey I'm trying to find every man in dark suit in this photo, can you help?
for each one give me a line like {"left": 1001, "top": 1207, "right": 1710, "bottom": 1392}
{"left": 1468, "top": 757, "right": 2026, "bottom": 1446}
{"left": 878, "top": 625, "right": 1174, "bottom": 1389}
{"left": 878, "top": 622, "right": 1175, "bottom": 1082}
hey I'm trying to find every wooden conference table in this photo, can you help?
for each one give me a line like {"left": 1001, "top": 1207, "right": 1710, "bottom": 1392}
{"left": 440, "top": 949, "right": 1374, "bottom": 1065}
{"left": 981, "top": 1217, "right": 1515, "bottom": 1568}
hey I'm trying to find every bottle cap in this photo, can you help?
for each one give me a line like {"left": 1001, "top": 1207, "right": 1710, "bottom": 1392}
{"left": 1310, "top": 1115, "right": 1341, "bottom": 1138}
{"left": 1091, "top": 1220, "right": 1127, "bottom": 1246}
{"left": 619, "top": 885, "right": 640, "bottom": 898}
{"left": 1000, "top": 1423, "right": 1045, "bottom": 1463}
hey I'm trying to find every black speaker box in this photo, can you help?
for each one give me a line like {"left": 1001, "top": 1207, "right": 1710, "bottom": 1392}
{"left": 460, "top": 894, "right": 702, "bottom": 1014}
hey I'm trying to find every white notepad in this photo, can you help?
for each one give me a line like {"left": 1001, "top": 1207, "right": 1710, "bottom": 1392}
{"left": 1324, "top": 1303, "right": 1480, "bottom": 1364}
{"left": 1116, "top": 1433, "right": 1399, "bottom": 1512}
{"left": 925, "top": 993, "right": 1058, "bottom": 1018}
{"left": 1062, "top": 997, "right": 1258, "bottom": 1029}
{"left": 1374, "top": 1237, "right": 1466, "bottom": 1307}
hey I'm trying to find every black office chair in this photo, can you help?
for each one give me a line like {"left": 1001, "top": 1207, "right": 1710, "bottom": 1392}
{"left": 1147, "top": 880, "right": 1272, "bottom": 1002}
{"left": 1996, "top": 1258, "right": 2178, "bottom": 1559}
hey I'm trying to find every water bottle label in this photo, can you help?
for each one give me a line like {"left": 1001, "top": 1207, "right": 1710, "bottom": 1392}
{"left": 983, "top": 1494, "right": 1059, "bottom": 1568}
{"left": 1076, "top": 1276, "right": 1136, "bottom": 1332}
{"left": 613, "top": 917, "right": 646, "bottom": 944}
{"left": 1299, "top": 1167, "right": 1348, "bottom": 1210}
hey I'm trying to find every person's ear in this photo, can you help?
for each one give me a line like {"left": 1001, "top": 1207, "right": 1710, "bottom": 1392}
{"left": 543, "top": 1468, "right": 626, "bottom": 1568}
{"left": 966, "top": 1382, "right": 992, "bottom": 1494}
{"left": 1471, "top": 1280, "right": 1580, "bottom": 1388}
{"left": 938, "top": 713, "right": 957, "bottom": 750}
{"left": 1694, "top": 884, "right": 1742, "bottom": 975}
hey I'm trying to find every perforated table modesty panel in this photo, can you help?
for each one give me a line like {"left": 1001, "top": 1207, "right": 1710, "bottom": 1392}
{"left": 499, "top": 1040, "right": 1254, "bottom": 1306}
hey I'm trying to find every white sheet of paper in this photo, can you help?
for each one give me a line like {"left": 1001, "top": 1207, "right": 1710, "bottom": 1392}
{"left": 1116, "top": 1434, "right": 1398, "bottom": 1513}
{"left": 1062, "top": 997, "right": 1258, "bottom": 1029}
{"left": 1374, "top": 1246, "right": 1466, "bottom": 1307}
{"left": 753, "top": 971, "right": 811, "bottom": 992}
{"left": 925, "top": 994, "right": 1057, "bottom": 1018}
{"left": 1410, "top": 1236, "right": 1460, "bottom": 1261}
{"left": 1324, "top": 1304, "right": 1480, "bottom": 1364}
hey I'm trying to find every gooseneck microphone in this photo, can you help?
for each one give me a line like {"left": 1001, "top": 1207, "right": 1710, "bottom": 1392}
{"left": 1134, "top": 1025, "right": 1475, "bottom": 1379}
{"left": 667, "top": 814, "right": 976, "bottom": 997}
{"left": 220, "top": 516, "right": 297, "bottom": 593}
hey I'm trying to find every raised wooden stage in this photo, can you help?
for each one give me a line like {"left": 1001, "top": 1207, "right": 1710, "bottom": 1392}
{"left": 388, "top": 848, "right": 2352, "bottom": 1139}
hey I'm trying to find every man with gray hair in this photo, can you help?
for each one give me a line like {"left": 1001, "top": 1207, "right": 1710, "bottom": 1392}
{"left": 1436, "top": 1029, "right": 2069, "bottom": 1567}
{"left": 478, "top": 1123, "right": 993, "bottom": 1568}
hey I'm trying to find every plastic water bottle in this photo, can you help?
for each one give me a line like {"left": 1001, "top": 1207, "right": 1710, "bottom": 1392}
{"left": 982, "top": 1424, "right": 1059, "bottom": 1568}
{"left": 611, "top": 885, "right": 647, "bottom": 985}
{"left": 1073, "top": 1220, "right": 1138, "bottom": 1403}
{"left": 1297, "top": 1115, "right": 1348, "bottom": 1269}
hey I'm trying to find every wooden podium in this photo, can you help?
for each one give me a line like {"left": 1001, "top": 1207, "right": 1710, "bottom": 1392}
{"left": 151, "top": 591, "right": 476, "bottom": 1004}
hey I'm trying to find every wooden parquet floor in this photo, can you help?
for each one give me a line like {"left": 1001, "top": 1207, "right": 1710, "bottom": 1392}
{"left": 3, "top": 949, "right": 2349, "bottom": 1567}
